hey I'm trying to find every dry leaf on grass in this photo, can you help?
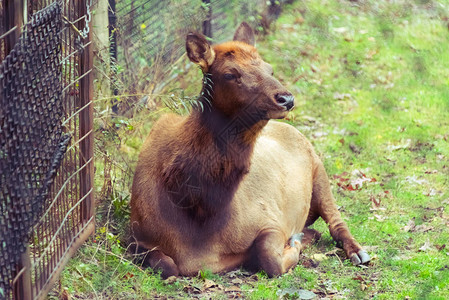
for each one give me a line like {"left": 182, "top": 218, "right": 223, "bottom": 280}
{"left": 419, "top": 240, "right": 433, "bottom": 252}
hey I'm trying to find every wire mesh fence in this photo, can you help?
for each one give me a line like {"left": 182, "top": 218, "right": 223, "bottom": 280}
{"left": 0, "top": 1, "right": 94, "bottom": 299}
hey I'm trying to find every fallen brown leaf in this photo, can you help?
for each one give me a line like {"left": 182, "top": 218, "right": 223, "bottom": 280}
{"left": 419, "top": 240, "right": 433, "bottom": 252}
{"left": 401, "top": 219, "right": 415, "bottom": 232}
{"left": 414, "top": 224, "right": 433, "bottom": 233}
{"left": 225, "top": 285, "right": 242, "bottom": 293}
{"left": 369, "top": 214, "right": 386, "bottom": 222}
{"left": 435, "top": 244, "right": 446, "bottom": 251}
{"left": 203, "top": 278, "right": 221, "bottom": 291}
{"left": 164, "top": 276, "right": 177, "bottom": 285}
{"left": 183, "top": 284, "right": 202, "bottom": 295}
{"left": 62, "top": 290, "right": 70, "bottom": 300}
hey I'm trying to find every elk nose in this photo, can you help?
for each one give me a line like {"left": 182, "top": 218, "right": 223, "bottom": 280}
{"left": 275, "top": 93, "right": 295, "bottom": 111}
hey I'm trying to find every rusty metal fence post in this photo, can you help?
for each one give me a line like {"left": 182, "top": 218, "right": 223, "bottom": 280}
{"left": 79, "top": 0, "right": 95, "bottom": 227}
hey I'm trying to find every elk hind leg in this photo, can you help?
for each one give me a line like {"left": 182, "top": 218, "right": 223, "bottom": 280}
{"left": 312, "top": 163, "right": 370, "bottom": 265}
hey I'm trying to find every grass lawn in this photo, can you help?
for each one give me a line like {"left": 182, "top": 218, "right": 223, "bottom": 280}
{"left": 52, "top": 0, "right": 449, "bottom": 299}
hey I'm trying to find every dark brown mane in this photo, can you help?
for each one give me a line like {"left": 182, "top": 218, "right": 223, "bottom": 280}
{"left": 161, "top": 102, "right": 260, "bottom": 222}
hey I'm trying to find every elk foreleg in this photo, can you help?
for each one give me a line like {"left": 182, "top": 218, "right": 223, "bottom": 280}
{"left": 142, "top": 249, "right": 179, "bottom": 278}
{"left": 252, "top": 230, "right": 303, "bottom": 277}
{"left": 312, "top": 162, "right": 370, "bottom": 265}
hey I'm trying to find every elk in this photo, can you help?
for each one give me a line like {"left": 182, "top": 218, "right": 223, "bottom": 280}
{"left": 130, "top": 22, "right": 370, "bottom": 278}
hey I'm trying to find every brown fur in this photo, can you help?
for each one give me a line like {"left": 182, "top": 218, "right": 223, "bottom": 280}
{"left": 130, "top": 22, "right": 369, "bottom": 278}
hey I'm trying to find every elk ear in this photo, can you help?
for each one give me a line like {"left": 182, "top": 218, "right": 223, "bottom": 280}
{"left": 186, "top": 33, "right": 215, "bottom": 72}
{"left": 233, "top": 22, "right": 255, "bottom": 47}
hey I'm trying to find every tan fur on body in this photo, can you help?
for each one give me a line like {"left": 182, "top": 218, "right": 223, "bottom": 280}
{"left": 130, "top": 23, "right": 370, "bottom": 278}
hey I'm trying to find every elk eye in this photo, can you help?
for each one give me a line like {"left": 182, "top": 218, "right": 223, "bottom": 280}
{"left": 223, "top": 73, "right": 236, "bottom": 80}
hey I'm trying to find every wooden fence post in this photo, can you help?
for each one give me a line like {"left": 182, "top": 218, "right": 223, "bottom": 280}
{"left": 3, "top": 0, "right": 24, "bottom": 55}
{"left": 13, "top": 247, "right": 32, "bottom": 300}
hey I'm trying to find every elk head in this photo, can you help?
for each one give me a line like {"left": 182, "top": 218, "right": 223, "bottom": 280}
{"left": 186, "top": 22, "right": 294, "bottom": 122}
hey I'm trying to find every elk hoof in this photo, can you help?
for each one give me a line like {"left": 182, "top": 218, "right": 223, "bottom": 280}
{"left": 351, "top": 250, "right": 371, "bottom": 265}
{"left": 289, "top": 233, "right": 304, "bottom": 248}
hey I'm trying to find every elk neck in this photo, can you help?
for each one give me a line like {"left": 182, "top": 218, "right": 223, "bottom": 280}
{"left": 194, "top": 73, "right": 268, "bottom": 153}
{"left": 163, "top": 74, "right": 267, "bottom": 221}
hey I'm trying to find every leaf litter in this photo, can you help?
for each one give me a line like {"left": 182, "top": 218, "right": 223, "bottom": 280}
{"left": 333, "top": 169, "right": 377, "bottom": 191}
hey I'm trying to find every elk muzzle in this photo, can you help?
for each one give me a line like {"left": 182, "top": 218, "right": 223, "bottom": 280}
{"left": 275, "top": 93, "right": 295, "bottom": 111}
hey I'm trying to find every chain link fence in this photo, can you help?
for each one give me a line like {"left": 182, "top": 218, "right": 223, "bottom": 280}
{"left": 0, "top": 1, "right": 94, "bottom": 299}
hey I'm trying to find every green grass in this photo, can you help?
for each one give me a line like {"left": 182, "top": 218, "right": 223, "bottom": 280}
{"left": 52, "top": 0, "right": 449, "bottom": 298}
